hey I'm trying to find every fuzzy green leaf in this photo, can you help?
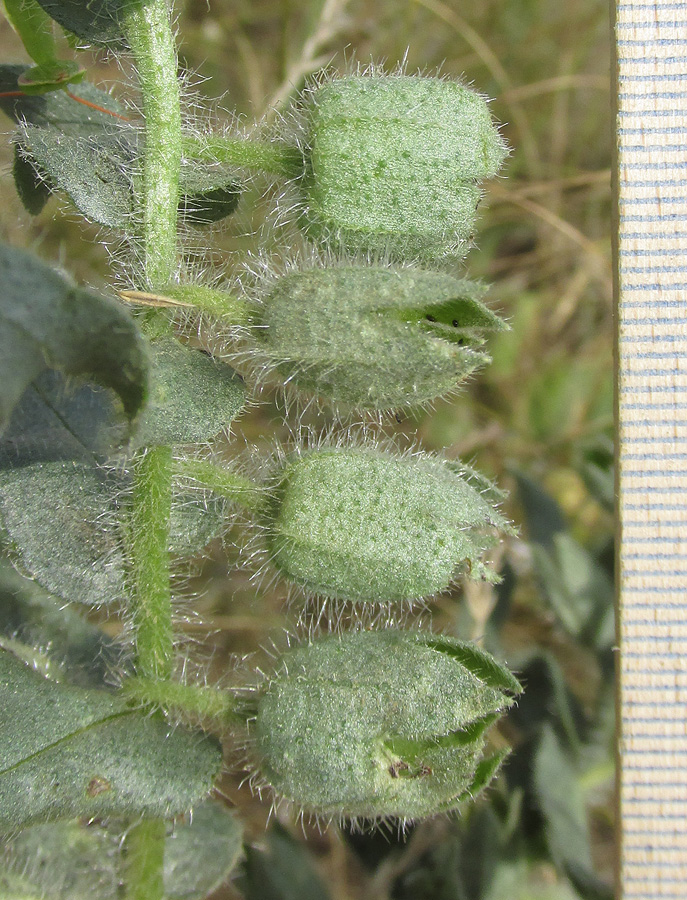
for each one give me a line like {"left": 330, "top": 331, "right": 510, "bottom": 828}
{"left": 12, "top": 144, "right": 51, "bottom": 215}
{"left": 32, "top": 0, "right": 129, "bottom": 46}
{"left": 0, "top": 66, "right": 242, "bottom": 227}
{"left": 0, "top": 461, "right": 128, "bottom": 606}
{"left": 0, "top": 560, "right": 120, "bottom": 687}
{"left": 238, "top": 825, "right": 331, "bottom": 900}
{"left": 0, "top": 370, "right": 125, "bottom": 466}
{"left": 0, "top": 242, "right": 148, "bottom": 435}
{"left": 164, "top": 802, "right": 244, "bottom": 899}
{"left": 179, "top": 167, "right": 241, "bottom": 225}
{"left": 132, "top": 337, "right": 245, "bottom": 448}
{"left": 168, "top": 492, "right": 227, "bottom": 556}
{"left": 0, "top": 455, "right": 229, "bottom": 608}
{"left": 0, "top": 65, "right": 128, "bottom": 129}
{"left": 0, "top": 65, "right": 135, "bottom": 225}
{"left": 1, "top": 821, "right": 119, "bottom": 899}
{"left": 20, "top": 127, "right": 135, "bottom": 226}
{"left": 0, "top": 802, "right": 242, "bottom": 900}
{"left": 0, "top": 650, "right": 221, "bottom": 830}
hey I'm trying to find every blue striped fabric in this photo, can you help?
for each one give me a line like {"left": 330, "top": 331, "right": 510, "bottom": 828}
{"left": 616, "top": 0, "right": 687, "bottom": 894}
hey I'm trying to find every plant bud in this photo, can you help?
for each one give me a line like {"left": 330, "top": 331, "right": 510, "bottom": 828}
{"left": 297, "top": 74, "right": 507, "bottom": 259}
{"left": 254, "top": 264, "right": 506, "bottom": 409}
{"left": 251, "top": 629, "right": 521, "bottom": 820}
{"left": 263, "top": 446, "right": 512, "bottom": 603}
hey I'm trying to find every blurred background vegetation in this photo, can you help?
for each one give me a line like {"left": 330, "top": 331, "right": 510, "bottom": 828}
{"left": 0, "top": 0, "right": 614, "bottom": 898}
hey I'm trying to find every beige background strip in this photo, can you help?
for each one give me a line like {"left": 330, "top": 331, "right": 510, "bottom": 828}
{"left": 616, "top": 0, "right": 687, "bottom": 897}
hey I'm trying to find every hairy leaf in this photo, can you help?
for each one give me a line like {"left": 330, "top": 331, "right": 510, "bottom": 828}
{"left": 12, "top": 144, "right": 51, "bottom": 215}
{"left": 179, "top": 167, "right": 241, "bottom": 226}
{"left": 1, "top": 802, "right": 242, "bottom": 900}
{"left": 21, "top": 127, "right": 135, "bottom": 226}
{"left": 2, "top": 821, "right": 119, "bottom": 899}
{"left": 0, "top": 370, "right": 125, "bottom": 466}
{"left": 0, "top": 560, "right": 120, "bottom": 686}
{"left": 0, "top": 461, "right": 127, "bottom": 606}
{"left": 164, "top": 802, "right": 244, "bottom": 899}
{"left": 0, "top": 650, "right": 221, "bottom": 830}
{"left": 32, "top": 0, "right": 129, "bottom": 46}
{"left": 0, "top": 242, "right": 148, "bottom": 435}
{"left": 132, "top": 337, "right": 245, "bottom": 448}
{"left": 168, "top": 491, "right": 227, "bottom": 556}
{"left": 0, "top": 65, "right": 127, "bottom": 129}
{"left": 1, "top": 67, "right": 242, "bottom": 227}
{"left": 238, "top": 825, "right": 330, "bottom": 900}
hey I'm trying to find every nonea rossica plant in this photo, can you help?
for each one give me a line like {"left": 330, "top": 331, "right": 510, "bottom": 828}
{"left": 0, "top": 1, "right": 525, "bottom": 898}
{"left": 248, "top": 630, "right": 522, "bottom": 821}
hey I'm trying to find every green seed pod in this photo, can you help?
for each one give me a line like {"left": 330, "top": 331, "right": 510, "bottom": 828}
{"left": 251, "top": 629, "right": 521, "bottom": 820}
{"left": 254, "top": 264, "right": 506, "bottom": 409}
{"left": 263, "top": 446, "right": 512, "bottom": 603}
{"left": 297, "top": 74, "right": 507, "bottom": 259}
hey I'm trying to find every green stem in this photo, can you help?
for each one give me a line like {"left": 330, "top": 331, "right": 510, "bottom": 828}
{"left": 123, "top": 0, "right": 182, "bottom": 289}
{"left": 124, "top": 446, "right": 174, "bottom": 900}
{"left": 124, "top": 819, "right": 166, "bottom": 900}
{"left": 129, "top": 447, "right": 174, "bottom": 681}
{"left": 123, "top": 676, "right": 242, "bottom": 726}
{"left": 162, "top": 284, "right": 254, "bottom": 324}
{"left": 174, "top": 457, "right": 265, "bottom": 512}
{"left": 182, "top": 133, "right": 303, "bottom": 179}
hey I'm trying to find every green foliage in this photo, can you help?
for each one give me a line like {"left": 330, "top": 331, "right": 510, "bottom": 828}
{"left": 0, "top": 242, "right": 148, "bottom": 435}
{"left": 32, "top": 0, "right": 129, "bottom": 46}
{"left": 251, "top": 630, "right": 520, "bottom": 818}
{"left": 0, "top": 0, "right": 614, "bottom": 895}
{"left": 238, "top": 824, "right": 331, "bottom": 900}
{"left": 0, "top": 560, "right": 119, "bottom": 686}
{"left": 0, "top": 461, "right": 127, "bottom": 605}
{"left": 254, "top": 264, "right": 506, "bottom": 409}
{"left": 264, "top": 446, "right": 511, "bottom": 602}
{"left": 0, "top": 802, "right": 242, "bottom": 899}
{"left": 162, "top": 803, "right": 244, "bottom": 899}
{"left": 133, "top": 336, "right": 246, "bottom": 447}
{"left": 0, "top": 650, "right": 222, "bottom": 830}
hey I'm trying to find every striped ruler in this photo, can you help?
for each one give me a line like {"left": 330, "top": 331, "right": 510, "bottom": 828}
{"left": 616, "top": 0, "right": 687, "bottom": 897}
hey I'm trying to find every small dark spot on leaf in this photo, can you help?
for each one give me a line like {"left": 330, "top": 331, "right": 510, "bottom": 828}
{"left": 87, "top": 775, "right": 112, "bottom": 797}
{"left": 388, "top": 761, "right": 409, "bottom": 779}
{"left": 426, "top": 314, "right": 436, "bottom": 323}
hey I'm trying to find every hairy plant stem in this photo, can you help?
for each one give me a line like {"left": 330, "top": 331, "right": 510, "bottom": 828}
{"left": 123, "top": 676, "right": 242, "bottom": 726}
{"left": 181, "top": 133, "right": 303, "bottom": 178}
{"left": 124, "top": 445, "right": 174, "bottom": 900}
{"left": 120, "top": 6, "right": 181, "bottom": 895}
{"left": 123, "top": 0, "right": 182, "bottom": 289}
{"left": 124, "top": 819, "right": 166, "bottom": 900}
{"left": 129, "top": 447, "right": 175, "bottom": 680}
{"left": 174, "top": 457, "right": 265, "bottom": 512}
